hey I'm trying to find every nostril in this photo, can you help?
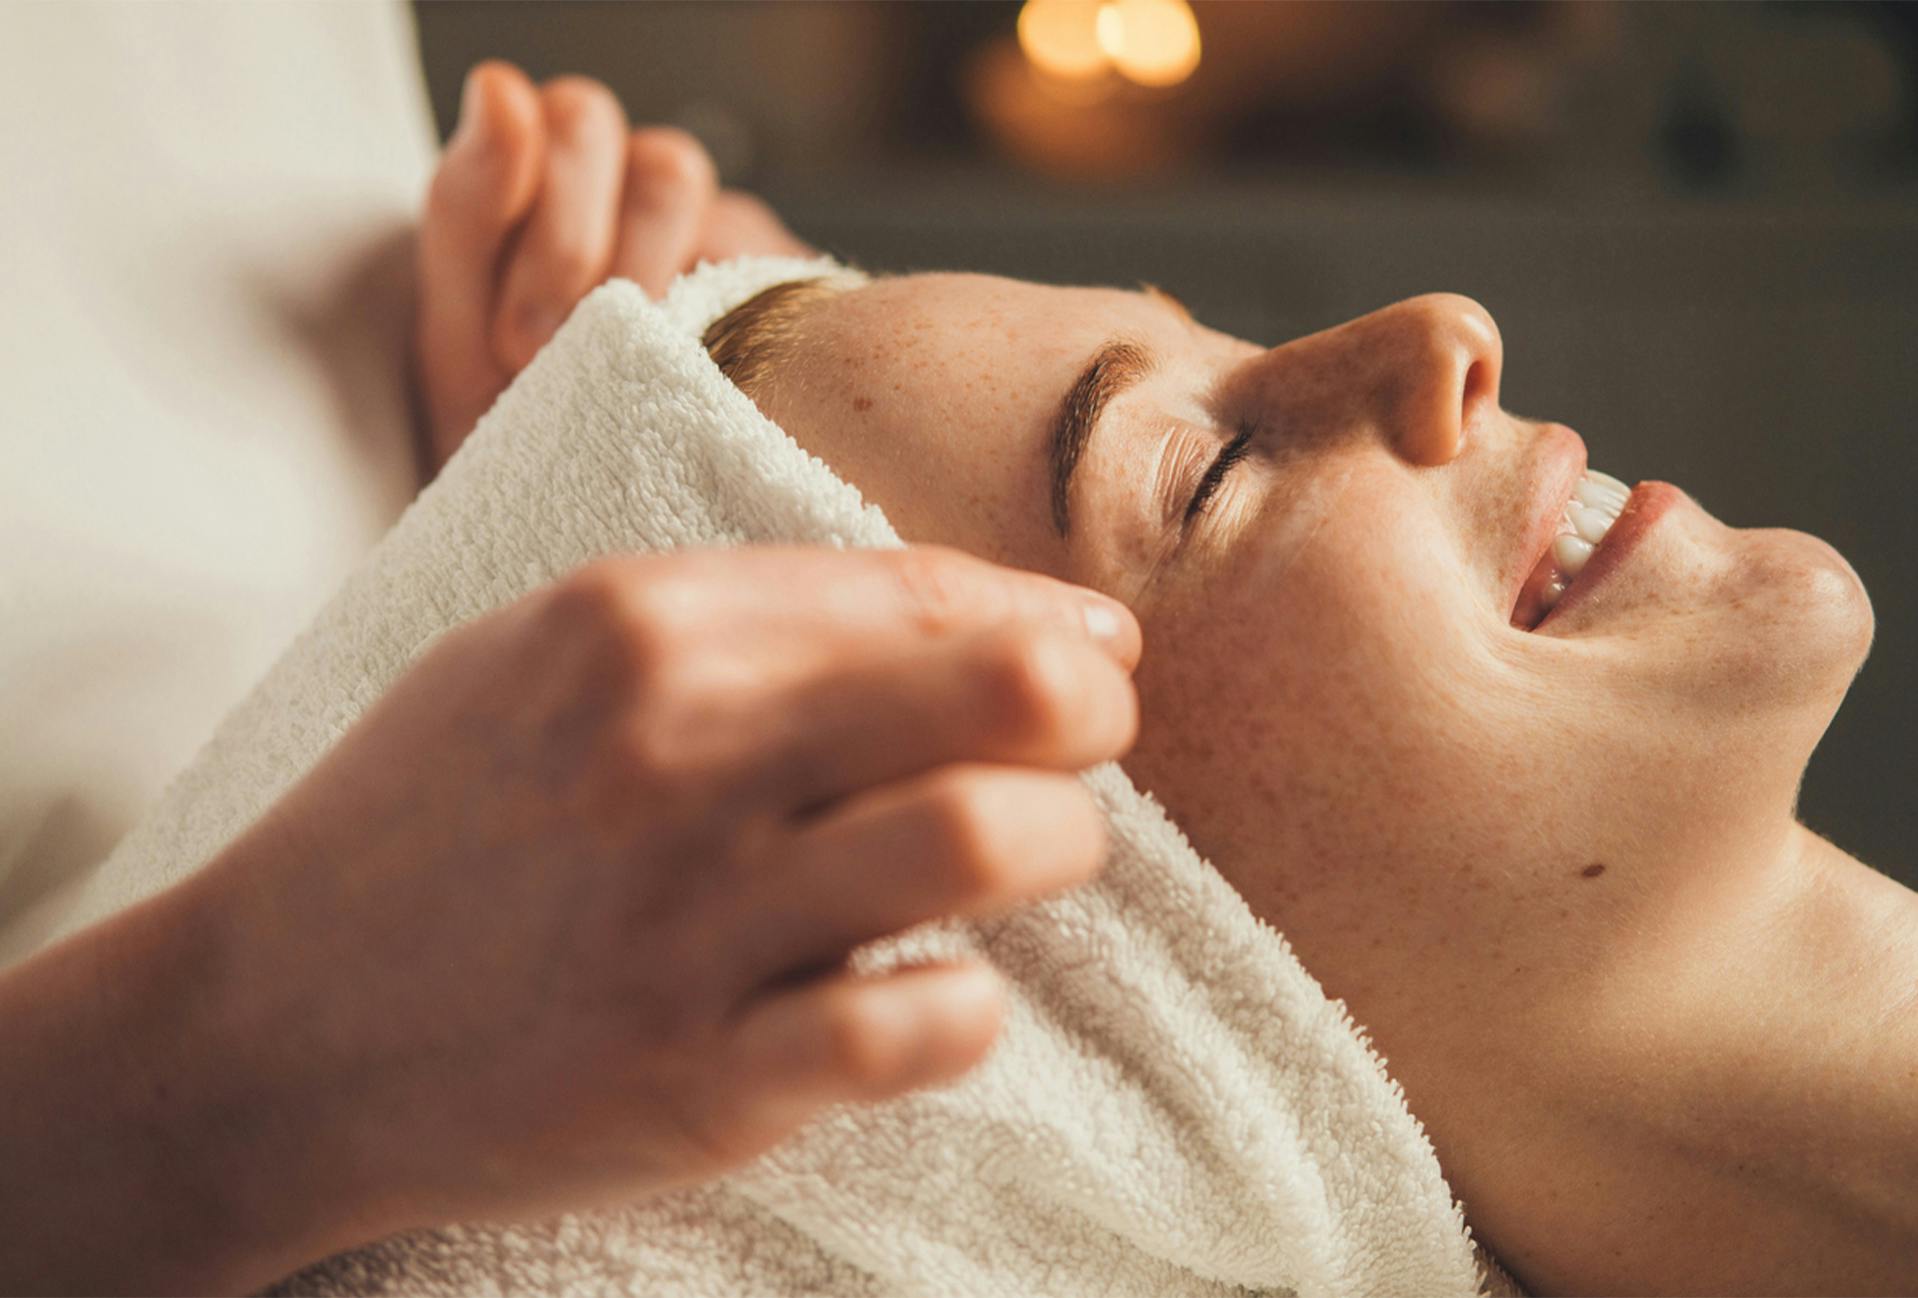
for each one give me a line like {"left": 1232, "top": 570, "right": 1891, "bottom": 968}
{"left": 1461, "top": 357, "right": 1496, "bottom": 424}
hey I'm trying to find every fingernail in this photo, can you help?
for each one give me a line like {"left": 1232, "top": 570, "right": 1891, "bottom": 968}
{"left": 1082, "top": 601, "right": 1123, "bottom": 644}
{"left": 1079, "top": 594, "right": 1141, "bottom": 667}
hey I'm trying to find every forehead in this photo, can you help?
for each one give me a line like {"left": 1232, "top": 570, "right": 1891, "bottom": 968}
{"left": 750, "top": 272, "right": 1222, "bottom": 576}
{"left": 801, "top": 272, "right": 1207, "bottom": 371}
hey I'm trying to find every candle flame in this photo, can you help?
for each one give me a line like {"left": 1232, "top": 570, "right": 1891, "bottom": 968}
{"left": 1018, "top": 0, "right": 1200, "bottom": 89}
{"left": 1017, "top": 0, "right": 1108, "bottom": 82}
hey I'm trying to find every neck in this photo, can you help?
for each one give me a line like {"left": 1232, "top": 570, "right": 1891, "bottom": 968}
{"left": 1499, "top": 822, "right": 1918, "bottom": 1296}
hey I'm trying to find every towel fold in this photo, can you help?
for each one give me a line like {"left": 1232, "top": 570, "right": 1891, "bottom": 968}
{"left": 46, "top": 256, "right": 1519, "bottom": 1297}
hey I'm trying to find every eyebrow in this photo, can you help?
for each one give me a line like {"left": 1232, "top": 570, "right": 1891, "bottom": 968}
{"left": 1049, "top": 338, "right": 1153, "bottom": 536}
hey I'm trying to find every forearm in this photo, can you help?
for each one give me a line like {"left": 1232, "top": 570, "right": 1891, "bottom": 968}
{"left": 0, "top": 866, "right": 374, "bottom": 1295}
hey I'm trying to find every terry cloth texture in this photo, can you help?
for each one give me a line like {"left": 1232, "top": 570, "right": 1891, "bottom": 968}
{"left": 45, "top": 256, "right": 1524, "bottom": 1298}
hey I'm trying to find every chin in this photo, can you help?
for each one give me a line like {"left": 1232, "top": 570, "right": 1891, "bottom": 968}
{"left": 1725, "top": 526, "right": 1875, "bottom": 709}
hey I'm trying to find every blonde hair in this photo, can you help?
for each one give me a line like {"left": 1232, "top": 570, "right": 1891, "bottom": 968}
{"left": 701, "top": 273, "right": 860, "bottom": 400}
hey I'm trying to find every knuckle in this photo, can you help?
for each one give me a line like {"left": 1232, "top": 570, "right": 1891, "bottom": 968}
{"left": 546, "top": 559, "right": 694, "bottom": 678}
{"left": 888, "top": 546, "right": 986, "bottom": 637}
{"left": 922, "top": 773, "right": 1018, "bottom": 895}
{"left": 626, "top": 127, "right": 717, "bottom": 196}
{"left": 546, "top": 559, "right": 640, "bottom": 634}
{"left": 612, "top": 705, "right": 702, "bottom": 796}
{"left": 602, "top": 666, "right": 739, "bottom": 821}
{"left": 976, "top": 630, "right": 1084, "bottom": 750}
{"left": 538, "top": 563, "right": 741, "bottom": 823}
{"left": 822, "top": 993, "right": 902, "bottom": 1094}
{"left": 928, "top": 772, "right": 1106, "bottom": 898}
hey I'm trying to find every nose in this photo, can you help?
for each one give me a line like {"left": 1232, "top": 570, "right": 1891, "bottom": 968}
{"left": 1359, "top": 293, "right": 1503, "bottom": 465}
{"left": 1234, "top": 292, "right": 1503, "bottom": 468}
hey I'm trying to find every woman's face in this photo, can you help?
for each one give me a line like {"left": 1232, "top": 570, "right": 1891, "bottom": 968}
{"left": 744, "top": 270, "right": 1873, "bottom": 1193}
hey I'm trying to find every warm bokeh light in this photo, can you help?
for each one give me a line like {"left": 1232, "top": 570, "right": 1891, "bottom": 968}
{"left": 1098, "top": 0, "right": 1201, "bottom": 88}
{"left": 1018, "top": 0, "right": 1201, "bottom": 90}
{"left": 1093, "top": 4, "right": 1126, "bottom": 62}
{"left": 1017, "top": 0, "right": 1108, "bottom": 82}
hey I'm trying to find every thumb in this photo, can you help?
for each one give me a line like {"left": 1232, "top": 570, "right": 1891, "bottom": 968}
{"left": 417, "top": 61, "right": 545, "bottom": 468}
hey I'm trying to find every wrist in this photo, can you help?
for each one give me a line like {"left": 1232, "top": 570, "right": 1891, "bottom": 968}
{"left": 173, "top": 831, "right": 412, "bottom": 1289}
{"left": 124, "top": 868, "right": 339, "bottom": 1294}
{"left": 0, "top": 849, "right": 391, "bottom": 1294}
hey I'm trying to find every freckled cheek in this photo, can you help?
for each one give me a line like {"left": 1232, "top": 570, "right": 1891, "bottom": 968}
{"left": 1127, "top": 565, "right": 1497, "bottom": 851}
{"left": 1126, "top": 589, "right": 1364, "bottom": 813}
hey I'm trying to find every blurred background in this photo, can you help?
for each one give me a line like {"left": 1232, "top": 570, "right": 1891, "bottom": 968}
{"left": 413, "top": 0, "right": 1915, "bottom": 879}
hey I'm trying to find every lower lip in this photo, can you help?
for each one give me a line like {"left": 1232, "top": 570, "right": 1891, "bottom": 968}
{"left": 1533, "top": 481, "right": 1685, "bottom": 632}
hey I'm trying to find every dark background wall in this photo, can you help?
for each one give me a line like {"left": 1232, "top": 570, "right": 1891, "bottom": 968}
{"left": 412, "top": 1, "right": 1916, "bottom": 883}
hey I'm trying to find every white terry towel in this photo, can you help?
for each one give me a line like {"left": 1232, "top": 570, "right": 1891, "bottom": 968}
{"left": 43, "top": 256, "right": 1522, "bottom": 1298}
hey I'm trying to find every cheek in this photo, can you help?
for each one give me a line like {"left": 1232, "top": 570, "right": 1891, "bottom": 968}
{"left": 1123, "top": 547, "right": 1603, "bottom": 1024}
{"left": 1124, "top": 510, "right": 1542, "bottom": 880}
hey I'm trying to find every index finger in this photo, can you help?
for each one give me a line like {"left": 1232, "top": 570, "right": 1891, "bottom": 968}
{"left": 607, "top": 545, "right": 1142, "bottom": 670}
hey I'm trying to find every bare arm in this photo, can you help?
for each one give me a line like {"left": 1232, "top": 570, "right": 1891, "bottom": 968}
{"left": 0, "top": 870, "right": 360, "bottom": 1295}
{"left": 0, "top": 546, "right": 1139, "bottom": 1294}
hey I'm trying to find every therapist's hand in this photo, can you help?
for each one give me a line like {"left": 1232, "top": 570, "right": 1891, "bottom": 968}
{"left": 190, "top": 546, "right": 1138, "bottom": 1283}
{"left": 413, "top": 61, "right": 812, "bottom": 474}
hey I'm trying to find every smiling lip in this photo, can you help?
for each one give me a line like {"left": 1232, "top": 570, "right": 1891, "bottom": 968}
{"left": 1531, "top": 481, "right": 1685, "bottom": 633}
{"left": 1509, "top": 424, "right": 1589, "bottom": 622}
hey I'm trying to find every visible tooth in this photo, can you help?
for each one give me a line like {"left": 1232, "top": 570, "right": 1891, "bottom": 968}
{"left": 1574, "top": 475, "right": 1628, "bottom": 511}
{"left": 1553, "top": 532, "right": 1594, "bottom": 576}
{"left": 1570, "top": 504, "right": 1615, "bottom": 545}
{"left": 1584, "top": 468, "right": 1631, "bottom": 500}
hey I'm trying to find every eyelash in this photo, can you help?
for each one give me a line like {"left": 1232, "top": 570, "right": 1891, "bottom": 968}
{"left": 1182, "top": 421, "right": 1255, "bottom": 525}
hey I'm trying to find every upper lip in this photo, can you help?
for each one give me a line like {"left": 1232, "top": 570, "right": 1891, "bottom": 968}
{"left": 1509, "top": 423, "right": 1588, "bottom": 622}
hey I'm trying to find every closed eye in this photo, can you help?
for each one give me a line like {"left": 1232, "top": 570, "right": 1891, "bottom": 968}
{"left": 1182, "top": 422, "right": 1254, "bottom": 525}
